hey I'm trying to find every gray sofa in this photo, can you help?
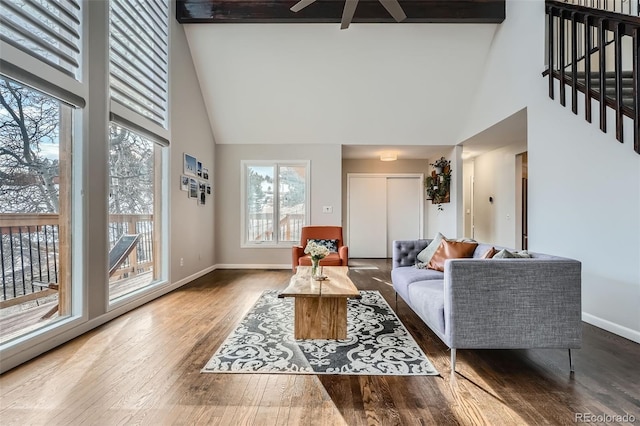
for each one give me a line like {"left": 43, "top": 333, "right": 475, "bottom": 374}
{"left": 392, "top": 239, "right": 582, "bottom": 372}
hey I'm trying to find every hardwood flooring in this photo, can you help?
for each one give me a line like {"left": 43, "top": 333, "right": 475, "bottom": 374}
{"left": 1, "top": 259, "right": 639, "bottom": 425}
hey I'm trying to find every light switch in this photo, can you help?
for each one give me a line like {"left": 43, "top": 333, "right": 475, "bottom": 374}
{"left": 322, "top": 206, "right": 333, "bottom": 213}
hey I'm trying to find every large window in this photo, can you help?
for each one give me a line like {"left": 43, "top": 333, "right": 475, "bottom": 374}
{"left": 107, "top": 0, "right": 168, "bottom": 302}
{"left": 107, "top": 124, "right": 162, "bottom": 302}
{"left": 0, "top": 76, "right": 73, "bottom": 343}
{"left": 242, "top": 161, "right": 309, "bottom": 246}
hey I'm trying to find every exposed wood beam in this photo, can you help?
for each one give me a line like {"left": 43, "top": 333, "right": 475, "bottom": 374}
{"left": 176, "top": 0, "right": 506, "bottom": 24}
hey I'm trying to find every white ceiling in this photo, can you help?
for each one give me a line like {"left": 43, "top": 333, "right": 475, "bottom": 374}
{"left": 341, "top": 108, "right": 527, "bottom": 159}
{"left": 341, "top": 144, "right": 450, "bottom": 160}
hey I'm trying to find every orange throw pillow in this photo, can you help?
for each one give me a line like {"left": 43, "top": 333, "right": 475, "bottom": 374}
{"left": 481, "top": 247, "right": 497, "bottom": 259}
{"left": 427, "top": 240, "right": 478, "bottom": 272}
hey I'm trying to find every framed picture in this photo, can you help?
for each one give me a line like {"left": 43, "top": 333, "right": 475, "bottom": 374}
{"left": 206, "top": 184, "right": 211, "bottom": 195}
{"left": 197, "top": 161, "right": 203, "bottom": 177}
{"left": 180, "top": 175, "right": 189, "bottom": 191}
{"left": 184, "top": 153, "right": 197, "bottom": 177}
{"left": 189, "top": 178, "right": 198, "bottom": 198}
{"left": 202, "top": 167, "right": 209, "bottom": 180}
{"left": 199, "top": 181, "right": 206, "bottom": 193}
{"left": 199, "top": 191, "right": 206, "bottom": 205}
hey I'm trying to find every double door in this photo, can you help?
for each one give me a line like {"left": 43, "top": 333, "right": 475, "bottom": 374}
{"left": 347, "top": 174, "right": 424, "bottom": 258}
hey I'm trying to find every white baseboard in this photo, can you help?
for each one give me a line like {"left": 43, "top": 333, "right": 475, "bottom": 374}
{"left": 582, "top": 312, "right": 640, "bottom": 344}
{"left": 0, "top": 265, "right": 217, "bottom": 373}
{"left": 215, "top": 264, "right": 291, "bottom": 270}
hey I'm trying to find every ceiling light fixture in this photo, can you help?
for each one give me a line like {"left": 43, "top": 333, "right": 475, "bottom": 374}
{"left": 380, "top": 151, "right": 397, "bottom": 162}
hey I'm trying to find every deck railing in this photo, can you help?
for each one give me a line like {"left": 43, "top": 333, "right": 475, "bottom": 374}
{"left": 0, "top": 213, "right": 154, "bottom": 306}
{"left": 247, "top": 213, "right": 305, "bottom": 243}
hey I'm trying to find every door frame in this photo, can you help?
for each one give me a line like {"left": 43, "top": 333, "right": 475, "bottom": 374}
{"left": 346, "top": 173, "right": 425, "bottom": 253}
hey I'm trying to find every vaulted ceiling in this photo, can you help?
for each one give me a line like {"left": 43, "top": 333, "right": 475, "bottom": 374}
{"left": 184, "top": 23, "right": 500, "bottom": 150}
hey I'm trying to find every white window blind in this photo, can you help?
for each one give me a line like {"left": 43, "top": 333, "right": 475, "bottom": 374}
{"left": 0, "top": 0, "right": 82, "bottom": 79}
{"left": 109, "top": 0, "right": 169, "bottom": 129}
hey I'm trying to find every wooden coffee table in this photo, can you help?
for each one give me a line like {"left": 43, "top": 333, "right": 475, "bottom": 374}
{"left": 279, "top": 266, "right": 360, "bottom": 339}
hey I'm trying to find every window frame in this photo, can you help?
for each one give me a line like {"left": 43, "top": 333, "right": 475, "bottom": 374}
{"left": 240, "top": 160, "right": 310, "bottom": 248}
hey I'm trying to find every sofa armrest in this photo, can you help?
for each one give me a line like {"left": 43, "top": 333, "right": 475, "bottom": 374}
{"left": 338, "top": 246, "right": 349, "bottom": 265}
{"left": 443, "top": 259, "right": 582, "bottom": 349}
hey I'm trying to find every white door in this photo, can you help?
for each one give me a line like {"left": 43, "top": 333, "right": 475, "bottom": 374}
{"left": 348, "top": 176, "right": 387, "bottom": 258}
{"left": 386, "top": 177, "right": 423, "bottom": 257}
{"left": 348, "top": 174, "right": 423, "bottom": 258}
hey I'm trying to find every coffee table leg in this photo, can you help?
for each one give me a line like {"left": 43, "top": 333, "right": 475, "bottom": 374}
{"left": 294, "top": 297, "right": 348, "bottom": 339}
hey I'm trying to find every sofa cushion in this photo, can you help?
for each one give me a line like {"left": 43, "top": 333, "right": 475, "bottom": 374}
{"left": 407, "top": 280, "right": 445, "bottom": 337}
{"left": 416, "top": 232, "right": 445, "bottom": 264}
{"left": 428, "top": 240, "right": 478, "bottom": 272}
{"left": 391, "top": 267, "right": 444, "bottom": 301}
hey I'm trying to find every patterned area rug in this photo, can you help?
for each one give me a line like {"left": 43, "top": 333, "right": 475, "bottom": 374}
{"left": 202, "top": 290, "right": 438, "bottom": 375}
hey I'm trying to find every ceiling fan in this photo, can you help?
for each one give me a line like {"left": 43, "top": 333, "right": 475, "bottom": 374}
{"left": 290, "top": 0, "right": 407, "bottom": 30}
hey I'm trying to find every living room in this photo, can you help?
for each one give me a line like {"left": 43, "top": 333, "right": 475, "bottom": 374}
{"left": 1, "top": 0, "right": 639, "bottom": 423}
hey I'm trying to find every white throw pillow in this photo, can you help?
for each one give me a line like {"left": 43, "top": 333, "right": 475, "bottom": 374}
{"left": 416, "top": 233, "right": 446, "bottom": 264}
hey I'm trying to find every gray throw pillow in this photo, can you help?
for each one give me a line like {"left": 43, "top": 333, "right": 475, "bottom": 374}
{"left": 493, "top": 249, "right": 532, "bottom": 259}
{"left": 416, "top": 233, "right": 445, "bottom": 264}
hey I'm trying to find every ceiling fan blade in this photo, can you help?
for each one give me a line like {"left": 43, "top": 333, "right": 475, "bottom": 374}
{"left": 378, "top": 0, "right": 407, "bottom": 22}
{"left": 290, "top": 0, "right": 318, "bottom": 13}
{"left": 341, "top": 0, "right": 359, "bottom": 29}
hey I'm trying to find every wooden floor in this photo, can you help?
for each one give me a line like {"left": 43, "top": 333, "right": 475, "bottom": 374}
{"left": 0, "top": 272, "right": 153, "bottom": 344}
{"left": 1, "top": 259, "right": 638, "bottom": 425}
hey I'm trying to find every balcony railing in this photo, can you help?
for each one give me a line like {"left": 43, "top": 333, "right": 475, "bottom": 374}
{"left": 247, "top": 213, "right": 305, "bottom": 243}
{"left": 0, "top": 213, "right": 154, "bottom": 308}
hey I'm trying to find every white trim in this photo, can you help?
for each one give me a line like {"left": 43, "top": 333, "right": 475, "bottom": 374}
{"left": 215, "top": 264, "right": 291, "bottom": 270}
{"left": 0, "top": 265, "right": 216, "bottom": 374}
{"left": 582, "top": 312, "right": 640, "bottom": 344}
{"left": 0, "top": 41, "right": 86, "bottom": 103}
{"left": 110, "top": 101, "right": 170, "bottom": 144}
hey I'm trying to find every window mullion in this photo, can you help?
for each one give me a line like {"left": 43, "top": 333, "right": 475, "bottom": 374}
{"left": 274, "top": 164, "right": 280, "bottom": 244}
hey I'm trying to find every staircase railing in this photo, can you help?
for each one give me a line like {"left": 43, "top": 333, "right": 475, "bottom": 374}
{"left": 558, "top": 0, "right": 640, "bottom": 16}
{"left": 546, "top": 0, "right": 640, "bottom": 154}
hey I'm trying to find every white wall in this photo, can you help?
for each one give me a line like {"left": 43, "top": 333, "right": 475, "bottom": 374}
{"left": 184, "top": 23, "right": 497, "bottom": 146}
{"left": 471, "top": 140, "right": 527, "bottom": 248}
{"left": 170, "top": 19, "right": 216, "bottom": 283}
{"left": 463, "top": 159, "right": 474, "bottom": 238}
{"left": 215, "top": 144, "right": 342, "bottom": 268}
{"left": 461, "top": 0, "right": 640, "bottom": 342}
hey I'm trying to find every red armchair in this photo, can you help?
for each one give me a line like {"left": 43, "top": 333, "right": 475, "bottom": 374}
{"left": 292, "top": 226, "right": 349, "bottom": 272}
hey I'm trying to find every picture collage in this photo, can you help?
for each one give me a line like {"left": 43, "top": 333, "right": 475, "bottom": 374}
{"left": 181, "top": 153, "right": 211, "bottom": 206}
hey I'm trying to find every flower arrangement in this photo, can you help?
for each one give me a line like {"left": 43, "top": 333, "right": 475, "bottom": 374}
{"left": 304, "top": 241, "right": 330, "bottom": 278}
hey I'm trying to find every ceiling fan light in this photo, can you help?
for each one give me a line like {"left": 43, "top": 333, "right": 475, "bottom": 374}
{"left": 380, "top": 151, "right": 397, "bottom": 161}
